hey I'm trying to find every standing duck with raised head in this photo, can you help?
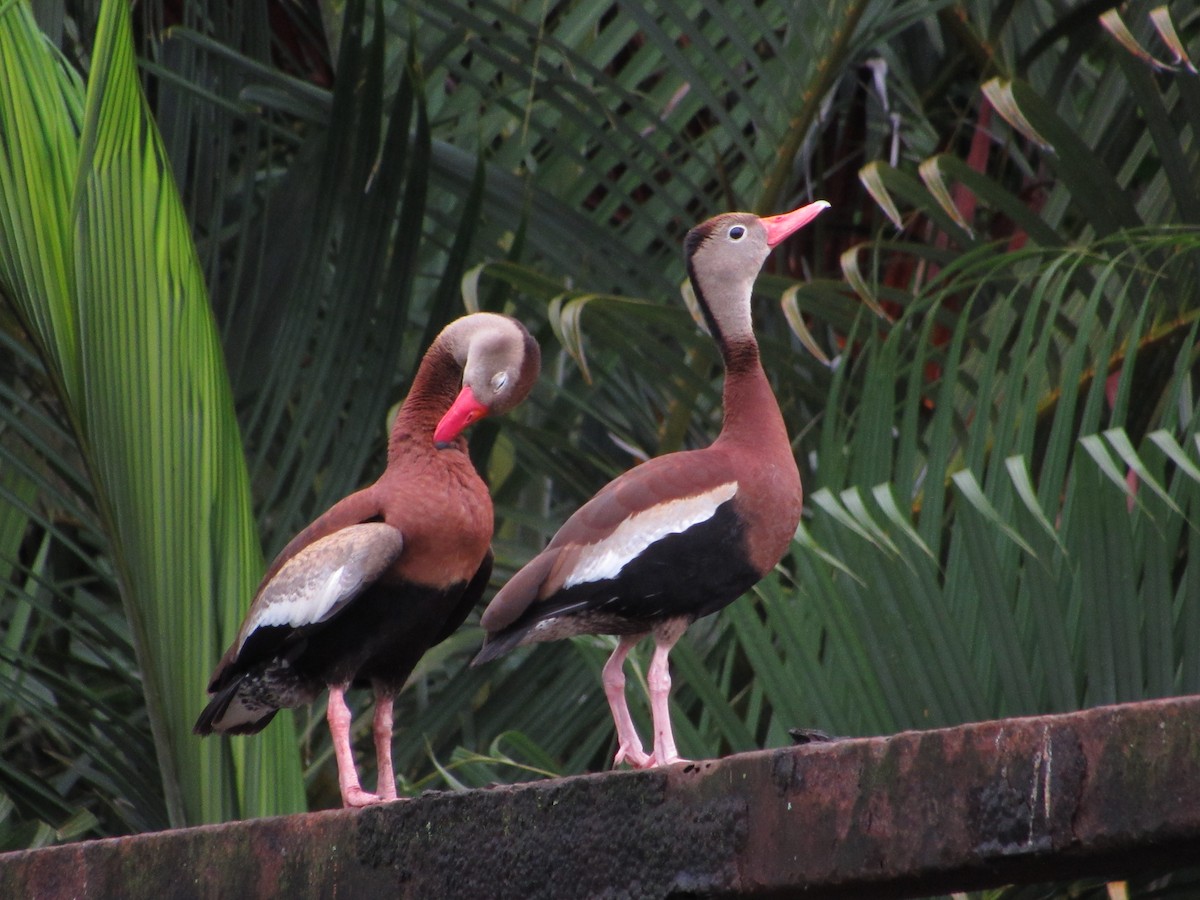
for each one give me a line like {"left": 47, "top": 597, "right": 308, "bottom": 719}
{"left": 195, "top": 312, "right": 540, "bottom": 807}
{"left": 473, "top": 202, "right": 828, "bottom": 769}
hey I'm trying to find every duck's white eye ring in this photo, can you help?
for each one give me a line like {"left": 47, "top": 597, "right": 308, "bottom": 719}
{"left": 491, "top": 371, "right": 509, "bottom": 391}
{"left": 729, "top": 225, "right": 746, "bottom": 240}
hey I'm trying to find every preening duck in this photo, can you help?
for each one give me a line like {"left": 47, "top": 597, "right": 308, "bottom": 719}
{"left": 196, "top": 312, "right": 540, "bottom": 806}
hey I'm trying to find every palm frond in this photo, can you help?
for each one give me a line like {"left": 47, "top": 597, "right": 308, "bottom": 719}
{"left": 0, "top": 0, "right": 305, "bottom": 829}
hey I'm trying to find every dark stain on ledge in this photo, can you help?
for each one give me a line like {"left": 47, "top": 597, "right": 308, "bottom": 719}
{"left": 354, "top": 769, "right": 746, "bottom": 898}
{"left": 968, "top": 725, "right": 1086, "bottom": 857}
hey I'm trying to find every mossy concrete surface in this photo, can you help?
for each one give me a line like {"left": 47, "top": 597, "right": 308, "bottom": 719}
{"left": 2, "top": 695, "right": 1199, "bottom": 898}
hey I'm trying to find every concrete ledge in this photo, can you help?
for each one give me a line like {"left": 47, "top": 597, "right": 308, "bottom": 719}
{"left": 3, "top": 696, "right": 1199, "bottom": 898}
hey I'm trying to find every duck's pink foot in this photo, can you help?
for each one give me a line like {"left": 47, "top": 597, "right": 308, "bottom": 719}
{"left": 614, "top": 742, "right": 654, "bottom": 769}
{"left": 341, "top": 786, "right": 383, "bottom": 808}
{"left": 652, "top": 750, "right": 691, "bottom": 768}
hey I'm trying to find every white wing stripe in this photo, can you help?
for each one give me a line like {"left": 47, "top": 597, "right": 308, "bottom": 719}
{"left": 233, "top": 522, "right": 403, "bottom": 654}
{"left": 246, "top": 565, "right": 348, "bottom": 637}
{"left": 564, "top": 481, "right": 737, "bottom": 588}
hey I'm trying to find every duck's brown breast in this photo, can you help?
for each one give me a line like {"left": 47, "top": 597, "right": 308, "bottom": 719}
{"left": 378, "top": 448, "right": 493, "bottom": 589}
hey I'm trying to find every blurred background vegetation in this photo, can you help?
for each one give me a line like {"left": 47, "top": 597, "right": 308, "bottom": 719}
{"left": 2, "top": 0, "right": 1199, "bottom": 893}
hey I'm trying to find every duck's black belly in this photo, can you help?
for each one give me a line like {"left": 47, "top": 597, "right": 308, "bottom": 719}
{"left": 255, "top": 580, "right": 469, "bottom": 694}
{"left": 548, "top": 502, "right": 761, "bottom": 634}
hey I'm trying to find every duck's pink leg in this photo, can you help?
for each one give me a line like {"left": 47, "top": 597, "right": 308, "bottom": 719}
{"left": 647, "top": 620, "right": 690, "bottom": 767}
{"left": 372, "top": 687, "right": 398, "bottom": 802}
{"left": 326, "top": 685, "right": 381, "bottom": 807}
{"left": 602, "top": 633, "right": 653, "bottom": 768}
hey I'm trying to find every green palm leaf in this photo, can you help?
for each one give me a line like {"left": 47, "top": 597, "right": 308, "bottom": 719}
{"left": 0, "top": 0, "right": 304, "bottom": 827}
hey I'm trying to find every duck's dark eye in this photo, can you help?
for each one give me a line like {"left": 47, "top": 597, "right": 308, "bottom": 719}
{"left": 729, "top": 225, "right": 746, "bottom": 240}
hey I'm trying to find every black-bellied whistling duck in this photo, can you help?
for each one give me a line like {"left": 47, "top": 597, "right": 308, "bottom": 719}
{"left": 473, "top": 202, "right": 828, "bottom": 768}
{"left": 195, "top": 312, "right": 540, "bottom": 807}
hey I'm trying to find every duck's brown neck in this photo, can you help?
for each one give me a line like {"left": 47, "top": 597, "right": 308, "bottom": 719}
{"left": 717, "top": 338, "right": 789, "bottom": 449}
{"left": 387, "top": 344, "right": 461, "bottom": 463}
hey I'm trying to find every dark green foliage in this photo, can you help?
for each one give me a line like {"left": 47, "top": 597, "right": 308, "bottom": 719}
{"left": 3, "top": 17, "right": 1200, "bottom": 900}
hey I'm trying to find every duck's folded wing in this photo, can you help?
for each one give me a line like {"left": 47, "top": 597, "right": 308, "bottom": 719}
{"left": 215, "top": 523, "right": 405, "bottom": 684}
